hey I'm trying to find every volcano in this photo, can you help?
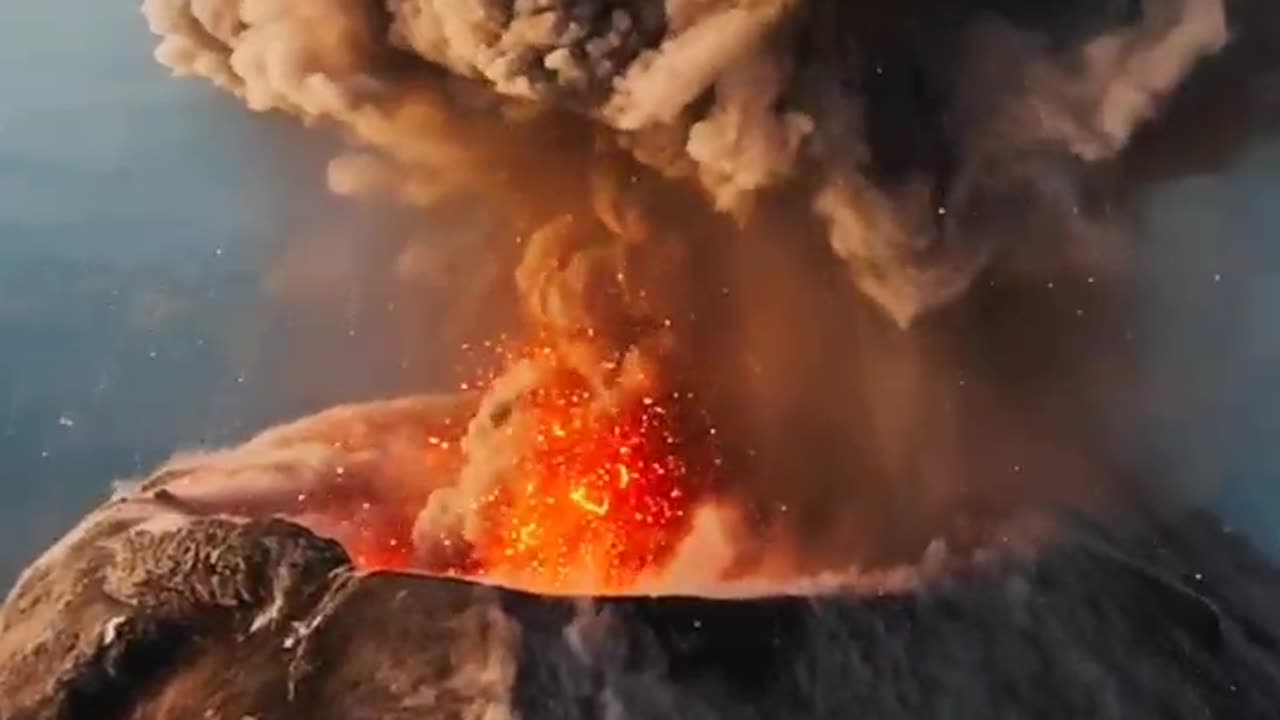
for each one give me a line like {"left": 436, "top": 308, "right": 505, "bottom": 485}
{"left": 4, "top": 0, "right": 1280, "bottom": 716}
{"left": 2, "top": 476, "right": 1280, "bottom": 719}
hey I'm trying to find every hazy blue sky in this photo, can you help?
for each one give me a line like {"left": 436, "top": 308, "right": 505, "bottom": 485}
{"left": 0, "top": 1, "right": 1276, "bottom": 587}
{"left": 1139, "top": 141, "right": 1280, "bottom": 551}
{"left": 0, "top": 0, "right": 455, "bottom": 583}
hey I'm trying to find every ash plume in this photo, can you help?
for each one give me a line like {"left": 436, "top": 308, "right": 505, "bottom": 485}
{"left": 144, "top": 0, "right": 1230, "bottom": 321}
{"left": 140, "top": 0, "right": 1279, "bottom": 590}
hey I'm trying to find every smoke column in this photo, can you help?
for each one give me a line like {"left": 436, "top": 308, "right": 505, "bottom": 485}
{"left": 138, "top": 0, "right": 1279, "bottom": 594}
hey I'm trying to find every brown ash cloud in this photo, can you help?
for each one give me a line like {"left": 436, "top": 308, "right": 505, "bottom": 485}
{"left": 137, "top": 0, "right": 1278, "bottom": 583}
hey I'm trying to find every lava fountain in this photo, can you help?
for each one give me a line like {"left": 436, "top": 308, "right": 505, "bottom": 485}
{"left": 433, "top": 363, "right": 721, "bottom": 594}
{"left": 304, "top": 337, "right": 724, "bottom": 595}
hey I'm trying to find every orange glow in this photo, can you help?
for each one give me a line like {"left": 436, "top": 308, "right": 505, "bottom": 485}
{"left": 459, "top": 365, "right": 717, "bottom": 594}
{"left": 334, "top": 338, "right": 721, "bottom": 594}
{"left": 346, "top": 525, "right": 416, "bottom": 571}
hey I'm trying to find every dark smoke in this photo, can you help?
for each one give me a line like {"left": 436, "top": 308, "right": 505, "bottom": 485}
{"left": 140, "top": 0, "right": 1280, "bottom": 586}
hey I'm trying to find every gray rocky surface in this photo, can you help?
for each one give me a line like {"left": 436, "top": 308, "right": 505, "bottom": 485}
{"left": 3, "top": 488, "right": 1280, "bottom": 719}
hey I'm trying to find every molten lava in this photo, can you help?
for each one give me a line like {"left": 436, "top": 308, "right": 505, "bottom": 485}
{"left": 461, "top": 377, "right": 718, "bottom": 593}
{"left": 329, "top": 339, "right": 722, "bottom": 594}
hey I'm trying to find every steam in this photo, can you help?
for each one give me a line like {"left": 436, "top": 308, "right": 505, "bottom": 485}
{"left": 140, "top": 0, "right": 1264, "bottom": 590}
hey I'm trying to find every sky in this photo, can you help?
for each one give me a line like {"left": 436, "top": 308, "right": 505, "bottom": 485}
{"left": 0, "top": 0, "right": 1276, "bottom": 588}
{"left": 1139, "top": 140, "right": 1280, "bottom": 551}
{"left": 0, "top": 0, "right": 457, "bottom": 584}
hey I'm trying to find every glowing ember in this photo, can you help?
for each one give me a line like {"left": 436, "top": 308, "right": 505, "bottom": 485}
{"left": 348, "top": 532, "right": 415, "bottom": 572}
{"left": 460, "top": 373, "right": 717, "bottom": 593}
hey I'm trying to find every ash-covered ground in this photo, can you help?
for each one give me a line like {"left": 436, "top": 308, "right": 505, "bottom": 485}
{"left": 1, "top": 476, "right": 1280, "bottom": 719}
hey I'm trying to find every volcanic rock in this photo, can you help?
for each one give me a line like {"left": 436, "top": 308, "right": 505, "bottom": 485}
{"left": 3, "top": 488, "right": 1280, "bottom": 719}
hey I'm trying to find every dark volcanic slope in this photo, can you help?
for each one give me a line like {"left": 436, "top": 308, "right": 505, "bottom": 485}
{"left": 2, "top": 493, "right": 1280, "bottom": 719}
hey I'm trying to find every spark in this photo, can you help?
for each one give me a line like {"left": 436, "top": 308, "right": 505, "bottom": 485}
{"left": 570, "top": 487, "right": 610, "bottom": 516}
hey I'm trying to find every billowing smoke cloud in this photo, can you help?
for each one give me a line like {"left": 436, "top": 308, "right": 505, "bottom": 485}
{"left": 144, "top": 0, "right": 1230, "bottom": 321}
{"left": 140, "top": 0, "right": 1278, "bottom": 591}
{"left": 142, "top": 394, "right": 476, "bottom": 567}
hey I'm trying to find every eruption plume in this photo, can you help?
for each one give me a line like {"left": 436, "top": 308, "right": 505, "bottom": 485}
{"left": 140, "top": 0, "right": 1275, "bottom": 594}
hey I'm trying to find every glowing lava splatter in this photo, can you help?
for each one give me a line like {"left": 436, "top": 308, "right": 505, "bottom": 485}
{"left": 346, "top": 517, "right": 417, "bottom": 571}
{"left": 462, "top": 374, "right": 718, "bottom": 593}
{"left": 327, "top": 338, "right": 723, "bottom": 594}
